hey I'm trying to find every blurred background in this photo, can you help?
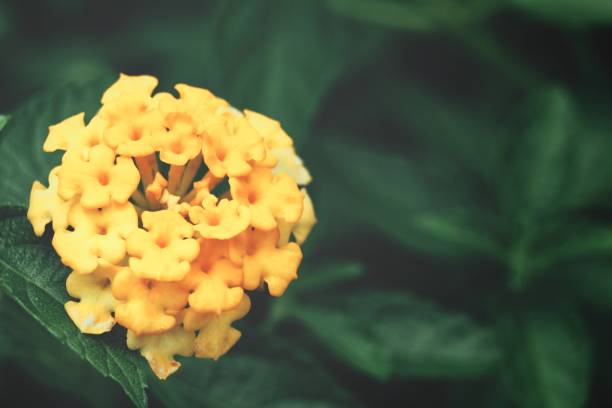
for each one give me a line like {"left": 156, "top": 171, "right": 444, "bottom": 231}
{"left": 2, "top": 0, "right": 612, "bottom": 407}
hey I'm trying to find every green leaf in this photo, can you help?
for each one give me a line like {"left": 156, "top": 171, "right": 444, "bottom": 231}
{"left": 0, "top": 207, "right": 148, "bottom": 408}
{"left": 151, "top": 353, "right": 355, "bottom": 408}
{"left": 500, "top": 306, "right": 591, "bottom": 408}
{"left": 325, "top": 0, "right": 501, "bottom": 31}
{"left": 0, "top": 114, "right": 8, "bottom": 133}
{"left": 562, "top": 262, "right": 612, "bottom": 312}
{"left": 318, "top": 138, "right": 503, "bottom": 258}
{"left": 0, "top": 295, "right": 128, "bottom": 407}
{"left": 512, "top": 0, "right": 612, "bottom": 26}
{"left": 284, "top": 290, "right": 501, "bottom": 380}
{"left": 291, "top": 261, "right": 365, "bottom": 294}
{"left": 504, "top": 87, "right": 576, "bottom": 217}
{"left": 201, "top": 0, "right": 384, "bottom": 146}
{"left": 0, "top": 80, "right": 108, "bottom": 206}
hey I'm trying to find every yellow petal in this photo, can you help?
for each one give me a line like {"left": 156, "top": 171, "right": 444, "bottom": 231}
{"left": 101, "top": 73, "right": 158, "bottom": 104}
{"left": 27, "top": 167, "right": 75, "bottom": 236}
{"left": 278, "top": 188, "right": 317, "bottom": 245}
{"left": 271, "top": 146, "right": 312, "bottom": 186}
{"left": 43, "top": 113, "right": 86, "bottom": 152}
{"left": 127, "top": 326, "right": 195, "bottom": 380}
{"left": 184, "top": 295, "right": 251, "bottom": 360}
{"left": 64, "top": 261, "right": 119, "bottom": 334}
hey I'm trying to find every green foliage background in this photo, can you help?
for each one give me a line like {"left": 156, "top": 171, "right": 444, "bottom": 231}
{"left": 1, "top": 0, "right": 612, "bottom": 406}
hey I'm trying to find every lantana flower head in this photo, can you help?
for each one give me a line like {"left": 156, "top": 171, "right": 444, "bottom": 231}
{"left": 27, "top": 74, "right": 316, "bottom": 379}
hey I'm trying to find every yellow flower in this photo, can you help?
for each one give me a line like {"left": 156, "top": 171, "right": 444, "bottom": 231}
{"left": 27, "top": 73, "right": 315, "bottom": 379}
{"left": 237, "top": 228, "right": 302, "bottom": 296}
{"left": 156, "top": 112, "right": 202, "bottom": 166}
{"left": 127, "top": 210, "right": 199, "bottom": 281}
{"left": 184, "top": 295, "right": 251, "bottom": 360}
{"left": 188, "top": 199, "right": 250, "bottom": 240}
{"left": 127, "top": 326, "right": 195, "bottom": 380}
{"left": 43, "top": 113, "right": 107, "bottom": 160}
{"left": 278, "top": 188, "right": 317, "bottom": 245}
{"left": 271, "top": 147, "right": 312, "bottom": 186}
{"left": 112, "top": 266, "right": 189, "bottom": 335}
{"left": 101, "top": 75, "right": 164, "bottom": 157}
{"left": 64, "top": 261, "right": 118, "bottom": 334}
{"left": 52, "top": 202, "right": 138, "bottom": 274}
{"left": 182, "top": 239, "right": 244, "bottom": 315}
{"left": 230, "top": 166, "right": 303, "bottom": 230}
{"left": 27, "top": 167, "right": 75, "bottom": 236}
{"left": 57, "top": 144, "right": 140, "bottom": 209}
{"left": 101, "top": 73, "right": 159, "bottom": 105}
{"left": 202, "top": 115, "right": 267, "bottom": 178}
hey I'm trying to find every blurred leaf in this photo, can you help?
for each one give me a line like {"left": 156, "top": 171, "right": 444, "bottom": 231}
{"left": 291, "top": 261, "right": 365, "bottom": 294}
{"left": 152, "top": 353, "right": 355, "bottom": 408}
{"left": 563, "top": 262, "right": 612, "bottom": 312}
{"left": 0, "top": 295, "right": 128, "bottom": 408}
{"left": 283, "top": 290, "right": 501, "bottom": 380}
{"left": 202, "top": 0, "right": 384, "bottom": 146}
{"left": 319, "top": 139, "right": 503, "bottom": 258}
{"left": 505, "top": 87, "right": 576, "bottom": 217}
{"left": 0, "top": 115, "right": 7, "bottom": 132}
{"left": 325, "top": 0, "right": 500, "bottom": 31}
{"left": 0, "top": 207, "right": 148, "bottom": 408}
{"left": 378, "top": 81, "right": 508, "bottom": 178}
{"left": 512, "top": 0, "right": 612, "bottom": 26}
{"left": 500, "top": 306, "right": 591, "bottom": 408}
{"left": 0, "top": 80, "right": 108, "bottom": 206}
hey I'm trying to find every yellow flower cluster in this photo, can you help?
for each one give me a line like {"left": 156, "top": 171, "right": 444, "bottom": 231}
{"left": 27, "top": 74, "right": 316, "bottom": 379}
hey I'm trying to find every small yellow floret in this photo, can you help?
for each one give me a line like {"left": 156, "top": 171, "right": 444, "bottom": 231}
{"left": 52, "top": 202, "right": 138, "bottom": 274}
{"left": 64, "top": 261, "right": 119, "bottom": 334}
{"left": 184, "top": 295, "right": 251, "bottom": 360}
{"left": 157, "top": 112, "right": 202, "bottom": 166}
{"left": 183, "top": 243, "right": 244, "bottom": 315}
{"left": 189, "top": 199, "right": 250, "bottom": 240}
{"left": 237, "top": 228, "right": 302, "bottom": 296}
{"left": 127, "top": 326, "right": 195, "bottom": 380}
{"left": 112, "top": 267, "right": 189, "bottom": 335}
{"left": 27, "top": 167, "right": 75, "bottom": 236}
{"left": 57, "top": 144, "right": 140, "bottom": 209}
{"left": 230, "top": 167, "right": 304, "bottom": 230}
{"left": 202, "top": 115, "right": 267, "bottom": 178}
{"left": 127, "top": 210, "right": 199, "bottom": 281}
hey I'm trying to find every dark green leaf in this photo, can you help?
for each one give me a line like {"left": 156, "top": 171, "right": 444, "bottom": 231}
{"left": 500, "top": 306, "right": 591, "bottom": 408}
{"left": 291, "top": 262, "right": 365, "bottom": 294}
{"left": 564, "top": 262, "right": 612, "bottom": 312}
{"left": 0, "top": 114, "right": 7, "bottom": 133}
{"left": 319, "top": 139, "right": 503, "bottom": 258}
{"left": 504, "top": 87, "right": 576, "bottom": 217}
{"left": 285, "top": 290, "right": 501, "bottom": 380}
{"left": 151, "top": 353, "right": 355, "bottom": 408}
{"left": 0, "top": 207, "right": 148, "bottom": 408}
{"left": 0, "top": 80, "right": 109, "bottom": 206}
{"left": 0, "top": 295, "right": 128, "bottom": 408}
{"left": 201, "top": 0, "right": 385, "bottom": 146}
{"left": 325, "top": 0, "right": 500, "bottom": 31}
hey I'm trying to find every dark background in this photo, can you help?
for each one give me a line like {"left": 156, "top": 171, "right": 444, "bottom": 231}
{"left": 2, "top": 0, "right": 612, "bottom": 407}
